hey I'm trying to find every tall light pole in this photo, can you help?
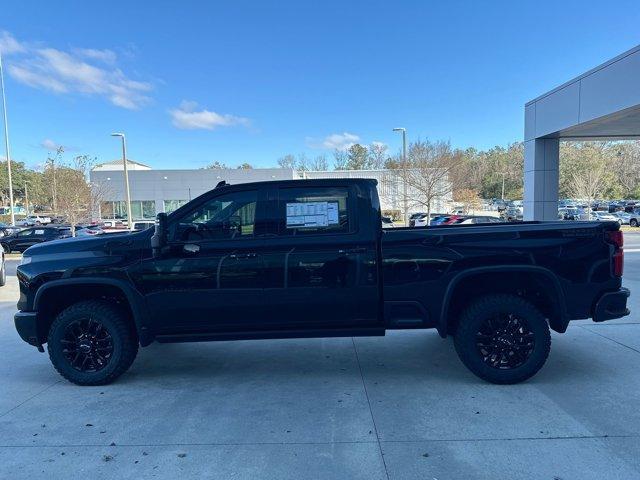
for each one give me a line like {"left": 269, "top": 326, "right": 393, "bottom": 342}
{"left": 0, "top": 50, "right": 16, "bottom": 226}
{"left": 393, "top": 127, "right": 408, "bottom": 226}
{"left": 111, "top": 133, "right": 133, "bottom": 230}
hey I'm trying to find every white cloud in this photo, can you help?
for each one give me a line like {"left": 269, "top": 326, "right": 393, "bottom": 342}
{"left": 170, "top": 101, "right": 251, "bottom": 130}
{"left": 0, "top": 31, "right": 25, "bottom": 55}
{"left": 40, "top": 139, "right": 61, "bottom": 150}
{"left": 73, "top": 48, "right": 117, "bottom": 65}
{"left": 307, "top": 132, "right": 361, "bottom": 151}
{"left": 2, "top": 32, "right": 152, "bottom": 109}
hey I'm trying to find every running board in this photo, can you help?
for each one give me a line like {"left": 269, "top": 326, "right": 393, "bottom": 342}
{"left": 154, "top": 327, "right": 386, "bottom": 343}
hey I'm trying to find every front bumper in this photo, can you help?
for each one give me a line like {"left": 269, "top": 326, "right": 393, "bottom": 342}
{"left": 593, "top": 288, "right": 630, "bottom": 322}
{"left": 14, "top": 311, "right": 42, "bottom": 349}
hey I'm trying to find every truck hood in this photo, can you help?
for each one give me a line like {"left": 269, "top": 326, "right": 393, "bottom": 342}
{"left": 19, "top": 231, "right": 150, "bottom": 279}
{"left": 23, "top": 232, "right": 137, "bottom": 257}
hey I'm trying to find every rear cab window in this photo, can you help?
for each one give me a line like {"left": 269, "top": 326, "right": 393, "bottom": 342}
{"left": 275, "top": 186, "right": 353, "bottom": 236}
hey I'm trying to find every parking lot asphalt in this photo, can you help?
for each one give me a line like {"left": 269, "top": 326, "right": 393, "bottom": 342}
{"left": 1, "top": 234, "right": 640, "bottom": 479}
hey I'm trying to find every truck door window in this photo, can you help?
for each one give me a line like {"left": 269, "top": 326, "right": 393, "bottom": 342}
{"left": 277, "top": 187, "right": 350, "bottom": 236}
{"left": 173, "top": 190, "right": 258, "bottom": 241}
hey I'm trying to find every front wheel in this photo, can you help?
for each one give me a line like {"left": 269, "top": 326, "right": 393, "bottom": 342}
{"left": 1, "top": 244, "right": 9, "bottom": 254}
{"left": 47, "top": 300, "right": 138, "bottom": 386}
{"left": 631, "top": 218, "right": 638, "bottom": 227}
{"left": 454, "top": 294, "right": 551, "bottom": 384}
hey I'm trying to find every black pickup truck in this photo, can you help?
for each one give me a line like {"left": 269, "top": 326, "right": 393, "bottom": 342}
{"left": 14, "top": 179, "right": 629, "bottom": 386}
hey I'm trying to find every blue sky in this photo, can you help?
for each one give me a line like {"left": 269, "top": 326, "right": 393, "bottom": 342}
{"left": 1, "top": 0, "right": 639, "bottom": 170}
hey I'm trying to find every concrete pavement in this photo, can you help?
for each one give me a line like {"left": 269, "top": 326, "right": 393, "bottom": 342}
{"left": 1, "top": 234, "right": 640, "bottom": 479}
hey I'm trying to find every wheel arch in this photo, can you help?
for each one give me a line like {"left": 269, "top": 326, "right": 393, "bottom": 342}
{"left": 439, "top": 266, "right": 567, "bottom": 337}
{"left": 33, "top": 278, "right": 152, "bottom": 347}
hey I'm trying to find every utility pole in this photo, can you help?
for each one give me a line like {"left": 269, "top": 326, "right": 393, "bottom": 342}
{"left": 393, "top": 127, "right": 408, "bottom": 226}
{"left": 0, "top": 50, "right": 16, "bottom": 226}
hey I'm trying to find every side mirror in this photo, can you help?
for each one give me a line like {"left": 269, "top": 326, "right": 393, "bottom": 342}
{"left": 151, "top": 212, "right": 168, "bottom": 257}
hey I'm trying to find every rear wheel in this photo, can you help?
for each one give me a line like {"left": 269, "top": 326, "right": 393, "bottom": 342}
{"left": 1, "top": 244, "right": 8, "bottom": 254}
{"left": 453, "top": 294, "right": 551, "bottom": 384}
{"left": 47, "top": 300, "right": 138, "bottom": 386}
{"left": 631, "top": 218, "right": 638, "bottom": 227}
{"left": 0, "top": 258, "right": 5, "bottom": 286}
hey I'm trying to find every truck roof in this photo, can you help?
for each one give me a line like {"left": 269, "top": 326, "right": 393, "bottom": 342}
{"left": 214, "top": 177, "right": 378, "bottom": 190}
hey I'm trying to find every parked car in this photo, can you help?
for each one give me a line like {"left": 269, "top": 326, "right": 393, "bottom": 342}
{"left": 454, "top": 216, "right": 503, "bottom": 225}
{"left": 18, "top": 215, "right": 52, "bottom": 226}
{"left": 1, "top": 226, "right": 71, "bottom": 253}
{"left": 381, "top": 216, "right": 395, "bottom": 228}
{"left": 0, "top": 225, "right": 23, "bottom": 237}
{"left": 133, "top": 221, "right": 155, "bottom": 231}
{"left": 558, "top": 207, "right": 580, "bottom": 221}
{"left": 101, "top": 220, "right": 126, "bottom": 229}
{"left": 612, "top": 211, "right": 633, "bottom": 225}
{"left": 14, "top": 179, "right": 628, "bottom": 386}
{"left": 429, "top": 215, "right": 453, "bottom": 226}
{"left": 75, "top": 226, "right": 105, "bottom": 237}
{"left": 411, "top": 214, "right": 428, "bottom": 227}
{"left": 591, "top": 211, "right": 618, "bottom": 222}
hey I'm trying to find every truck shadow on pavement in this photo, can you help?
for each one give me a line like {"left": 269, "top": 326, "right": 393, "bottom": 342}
{"left": 114, "top": 330, "right": 606, "bottom": 387}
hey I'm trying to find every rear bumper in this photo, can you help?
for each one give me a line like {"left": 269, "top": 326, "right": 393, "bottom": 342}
{"left": 14, "top": 311, "right": 41, "bottom": 348}
{"left": 593, "top": 288, "right": 630, "bottom": 322}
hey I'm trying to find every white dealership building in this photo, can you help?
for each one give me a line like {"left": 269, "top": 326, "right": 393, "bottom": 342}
{"left": 90, "top": 161, "right": 452, "bottom": 221}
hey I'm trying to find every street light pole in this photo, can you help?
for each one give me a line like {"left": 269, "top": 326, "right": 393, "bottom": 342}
{"left": 393, "top": 127, "right": 408, "bottom": 226}
{"left": 111, "top": 133, "right": 133, "bottom": 230}
{"left": 0, "top": 50, "right": 16, "bottom": 226}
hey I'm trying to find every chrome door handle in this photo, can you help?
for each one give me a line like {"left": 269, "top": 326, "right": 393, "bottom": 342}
{"left": 183, "top": 243, "right": 200, "bottom": 254}
{"left": 338, "top": 247, "right": 366, "bottom": 255}
{"left": 229, "top": 252, "right": 257, "bottom": 259}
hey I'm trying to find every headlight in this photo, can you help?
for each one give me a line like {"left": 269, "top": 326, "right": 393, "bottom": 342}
{"left": 20, "top": 256, "right": 31, "bottom": 265}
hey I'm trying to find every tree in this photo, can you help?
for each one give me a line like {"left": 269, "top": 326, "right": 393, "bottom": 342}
{"left": 368, "top": 143, "right": 388, "bottom": 169}
{"left": 567, "top": 144, "right": 612, "bottom": 219}
{"left": 391, "top": 139, "right": 462, "bottom": 220}
{"left": 277, "top": 154, "right": 296, "bottom": 169}
{"left": 56, "top": 155, "right": 108, "bottom": 236}
{"left": 309, "top": 155, "right": 329, "bottom": 171}
{"left": 333, "top": 149, "right": 348, "bottom": 170}
{"left": 454, "top": 188, "right": 482, "bottom": 214}
{"left": 205, "top": 161, "right": 229, "bottom": 169}
{"left": 237, "top": 163, "right": 253, "bottom": 169}
{"left": 345, "top": 144, "right": 369, "bottom": 170}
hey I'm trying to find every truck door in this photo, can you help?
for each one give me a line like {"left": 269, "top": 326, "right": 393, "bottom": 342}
{"left": 132, "top": 187, "right": 268, "bottom": 333}
{"left": 260, "top": 184, "right": 380, "bottom": 329}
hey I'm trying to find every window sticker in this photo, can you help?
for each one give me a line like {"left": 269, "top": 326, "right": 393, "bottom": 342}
{"left": 286, "top": 201, "right": 340, "bottom": 228}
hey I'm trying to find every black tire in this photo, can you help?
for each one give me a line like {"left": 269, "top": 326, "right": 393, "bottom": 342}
{"left": 0, "top": 258, "right": 5, "bottom": 286}
{"left": 47, "top": 300, "right": 138, "bottom": 386}
{"left": 453, "top": 294, "right": 551, "bottom": 384}
{"left": 631, "top": 218, "right": 638, "bottom": 227}
{"left": 1, "top": 244, "right": 10, "bottom": 254}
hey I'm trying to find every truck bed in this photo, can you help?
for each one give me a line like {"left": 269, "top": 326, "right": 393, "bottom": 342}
{"left": 380, "top": 220, "right": 622, "bottom": 335}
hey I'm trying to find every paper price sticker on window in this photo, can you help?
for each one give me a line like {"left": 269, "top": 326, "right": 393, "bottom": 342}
{"left": 286, "top": 201, "right": 339, "bottom": 228}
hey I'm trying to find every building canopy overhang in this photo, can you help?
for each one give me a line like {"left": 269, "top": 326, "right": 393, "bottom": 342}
{"left": 524, "top": 45, "right": 640, "bottom": 220}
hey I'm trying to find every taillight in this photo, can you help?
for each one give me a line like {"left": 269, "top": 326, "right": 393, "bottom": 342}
{"left": 606, "top": 230, "right": 624, "bottom": 277}
{"left": 607, "top": 230, "right": 623, "bottom": 249}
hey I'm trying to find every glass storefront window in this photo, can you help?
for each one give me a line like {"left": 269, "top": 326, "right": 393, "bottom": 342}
{"left": 100, "top": 201, "right": 156, "bottom": 220}
{"left": 163, "top": 200, "right": 188, "bottom": 213}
